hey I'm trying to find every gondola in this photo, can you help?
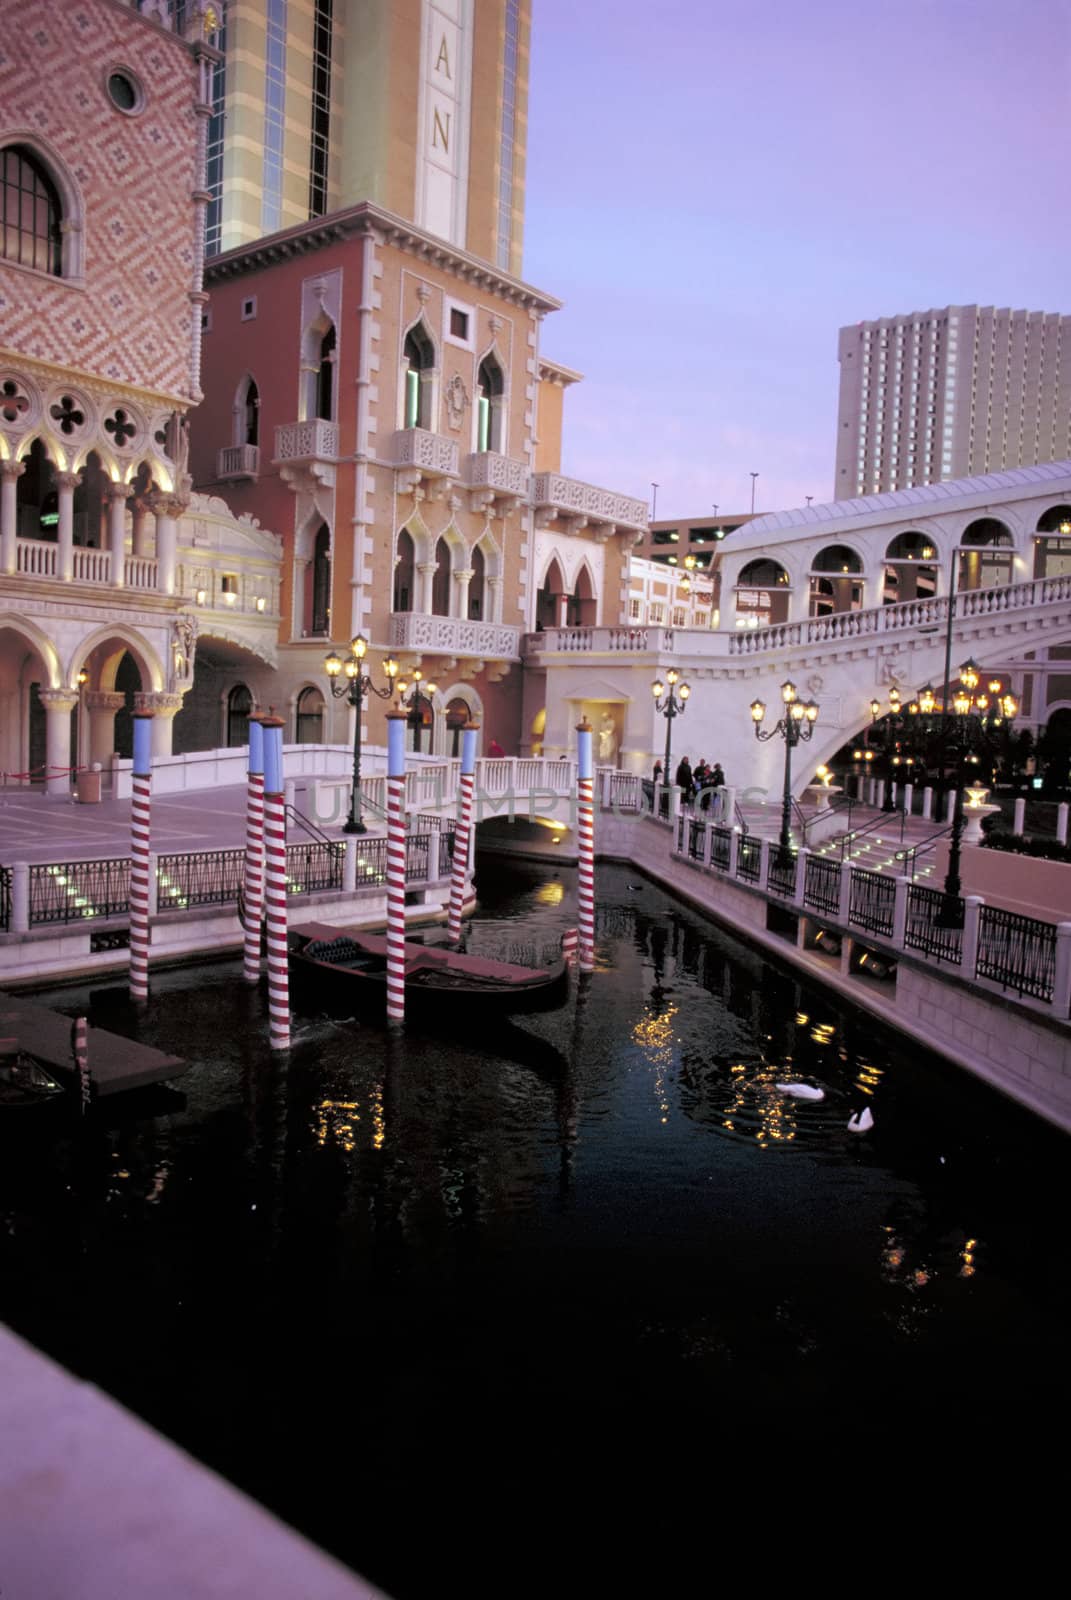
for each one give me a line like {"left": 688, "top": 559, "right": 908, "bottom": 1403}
{"left": 0, "top": 1046, "right": 73, "bottom": 1122}
{"left": 288, "top": 922, "right": 571, "bottom": 1019}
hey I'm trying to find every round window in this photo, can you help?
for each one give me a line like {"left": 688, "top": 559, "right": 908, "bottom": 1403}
{"left": 107, "top": 71, "right": 142, "bottom": 114}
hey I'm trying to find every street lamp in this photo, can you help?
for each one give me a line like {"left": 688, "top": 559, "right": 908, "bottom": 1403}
{"left": 324, "top": 634, "right": 398, "bottom": 834}
{"left": 394, "top": 666, "right": 439, "bottom": 756}
{"left": 652, "top": 667, "right": 691, "bottom": 779}
{"left": 751, "top": 679, "right": 819, "bottom": 864}
{"left": 869, "top": 685, "right": 907, "bottom": 812}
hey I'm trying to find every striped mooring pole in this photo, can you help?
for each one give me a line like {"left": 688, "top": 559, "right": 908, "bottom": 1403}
{"left": 128, "top": 711, "right": 154, "bottom": 1002}
{"left": 447, "top": 719, "right": 479, "bottom": 944}
{"left": 576, "top": 719, "right": 596, "bottom": 972}
{"left": 71, "top": 1015, "right": 91, "bottom": 1115}
{"left": 386, "top": 711, "right": 408, "bottom": 1025}
{"left": 243, "top": 715, "right": 265, "bottom": 983}
{"left": 261, "top": 716, "right": 290, "bottom": 1050}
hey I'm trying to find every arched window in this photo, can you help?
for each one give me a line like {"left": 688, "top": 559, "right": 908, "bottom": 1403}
{"left": 72, "top": 452, "right": 105, "bottom": 549}
{"left": 476, "top": 352, "right": 504, "bottom": 452}
{"left": 296, "top": 685, "right": 325, "bottom": 744}
{"left": 445, "top": 696, "right": 471, "bottom": 757}
{"left": 959, "top": 517, "right": 1014, "bottom": 592}
{"left": 431, "top": 536, "right": 451, "bottom": 616}
{"left": 306, "top": 522, "right": 331, "bottom": 635}
{"left": 394, "top": 528, "right": 415, "bottom": 612}
{"left": 536, "top": 557, "right": 565, "bottom": 631}
{"left": 567, "top": 565, "right": 596, "bottom": 626}
{"left": 227, "top": 684, "right": 252, "bottom": 747}
{"left": 239, "top": 377, "right": 259, "bottom": 446}
{"left": 469, "top": 543, "right": 486, "bottom": 620}
{"left": 1, "top": 145, "right": 62, "bottom": 275}
{"left": 1034, "top": 505, "right": 1071, "bottom": 580}
{"left": 735, "top": 558, "right": 790, "bottom": 626}
{"left": 811, "top": 544, "right": 862, "bottom": 574}
{"left": 407, "top": 690, "right": 434, "bottom": 754}
{"left": 808, "top": 545, "right": 862, "bottom": 617}
{"left": 16, "top": 438, "right": 56, "bottom": 539}
{"left": 316, "top": 326, "right": 336, "bottom": 421}
{"left": 403, "top": 324, "right": 434, "bottom": 429}
{"left": 883, "top": 531, "right": 938, "bottom": 604}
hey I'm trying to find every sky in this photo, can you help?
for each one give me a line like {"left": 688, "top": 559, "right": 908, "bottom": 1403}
{"left": 522, "top": 0, "right": 1071, "bottom": 521}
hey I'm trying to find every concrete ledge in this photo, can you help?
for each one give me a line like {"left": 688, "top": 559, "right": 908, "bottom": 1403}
{"left": 0, "top": 1324, "right": 384, "bottom": 1600}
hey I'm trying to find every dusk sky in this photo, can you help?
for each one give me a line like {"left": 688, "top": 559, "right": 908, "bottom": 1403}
{"left": 523, "top": 0, "right": 1071, "bottom": 521}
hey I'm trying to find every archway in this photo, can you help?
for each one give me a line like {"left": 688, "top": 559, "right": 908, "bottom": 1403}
{"left": 808, "top": 545, "right": 863, "bottom": 617}
{"left": 567, "top": 562, "right": 597, "bottom": 626}
{"left": 407, "top": 689, "right": 434, "bottom": 753}
{"left": 536, "top": 557, "right": 565, "bottom": 631}
{"left": 883, "top": 531, "right": 938, "bottom": 605}
{"left": 1033, "top": 505, "right": 1071, "bottom": 581}
{"left": 431, "top": 535, "right": 451, "bottom": 617}
{"left": 15, "top": 437, "right": 56, "bottom": 538}
{"left": 735, "top": 558, "right": 791, "bottom": 626}
{"left": 0, "top": 621, "right": 58, "bottom": 783}
{"left": 226, "top": 683, "right": 252, "bottom": 747}
{"left": 402, "top": 320, "right": 435, "bottom": 429}
{"left": 394, "top": 527, "right": 415, "bottom": 612}
{"left": 476, "top": 350, "right": 505, "bottom": 452}
{"left": 958, "top": 517, "right": 1014, "bottom": 591}
{"left": 445, "top": 695, "right": 470, "bottom": 757}
{"left": 304, "top": 523, "right": 331, "bottom": 636}
{"left": 469, "top": 543, "right": 486, "bottom": 620}
{"left": 296, "top": 685, "right": 325, "bottom": 744}
{"left": 72, "top": 450, "right": 105, "bottom": 548}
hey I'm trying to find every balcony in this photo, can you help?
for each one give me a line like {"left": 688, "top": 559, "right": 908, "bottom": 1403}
{"left": 273, "top": 420, "right": 339, "bottom": 489}
{"left": 216, "top": 443, "right": 260, "bottom": 483}
{"left": 461, "top": 450, "right": 529, "bottom": 513}
{"left": 390, "top": 610, "right": 522, "bottom": 666}
{"left": 532, "top": 472, "right": 649, "bottom": 541}
{"left": 387, "top": 428, "right": 459, "bottom": 496}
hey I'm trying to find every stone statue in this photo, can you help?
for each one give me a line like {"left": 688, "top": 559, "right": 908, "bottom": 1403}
{"left": 165, "top": 411, "right": 190, "bottom": 479}
{"left": 172, "top": 613, "right": 198, "bottom": 684}
{"left": 598, "top": 711, "right": 617, "bottom": 763}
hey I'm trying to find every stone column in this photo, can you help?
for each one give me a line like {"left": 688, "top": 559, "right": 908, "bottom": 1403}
{"left": 56, "top": 470, "right": 80, "bottom": 582}
{"left": 84, "top": 690, "right": 126, "bottom": 769}
{"left": 417, "top": 560, "right": 438, "bottom": 614}
{"left": 452, "top": 567, "right": 473, "bottom": 619}
{"left": 131, "top": 498, "right": 152, "bottom": 558}
{"left": 486, "top": 573, "right": 503, "bottom": 623}
{"left": 1, "top": 459, "right": 25, "bottom": 575}
{"left": 134, "top": 692, "right": 184, "bottom": 759}
{"left": 105, "top": 480, "right": 132, "bottom": 588}
{"left": 149, "top": 492, "right": 185, "bottom": 596}
{"left": 921, "top": 786, "right": 933, "bottom": 821}
{"left": 38, "top": 688, "right": 79, "bottom": 794}
{"left": 1013, "top": 796, "right": 1026, "bottom": 835}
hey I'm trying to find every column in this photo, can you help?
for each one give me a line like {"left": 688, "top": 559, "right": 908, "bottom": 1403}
{"left": 38, "top": 688, "right": 78, "bottom": 795}
{"left": 149, "top": 492, "right": 184, "bottom": 596}
{"left": 105, "top": 480, "right": 131, "bottom": 587}
{"left": 417, "top": 560, "right": 437, "bottom": 614}
{"left": 261, "top": 716, "right": 291, "bottom": 1050}
{"left": 130, "top": 497, "right": 152, "bottom": 558}
{"left": 452, "top": 567, "right": 473, "bottom": 619}
{"left": 921, "top": 786, "right": 933, "bottom": 821}
{"left": 486, "top": 573, "right": 503, "bottom": 623}
{"left": 56, "top": 469, "right": 79, "bottom": 582}
{"left": 134, "top": 692, "right": 184, "bottom": 758}
{"left": 0, "top": 458, "right": 24, "bottom": 575}
{"left": 1057, "top": 802, "right": 1069, "bottom": 846}
{"left": 1013, "top": 796, "right": 1026, "bottom": 836}
{"left": 84, "top": 690, "right": 125, "bottom": 769}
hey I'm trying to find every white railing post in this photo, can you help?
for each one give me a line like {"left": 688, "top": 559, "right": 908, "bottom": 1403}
{"left": 343, "top": 836, "right": 357, "bottom": 893}
{"left": 922, "top": 786, "right": 933, "bottom": 821}
{"left": 1053, "top": 921, "right": 1071, "bottom": 1015}
{"left": 1013, "top": 796, "right": 1026, "bottom": 836}
{"left": 668, "top": 785, "right": 682, "bottom": 826}
{"left": 793, "top": 846, "right": 808, "bottom": 908}
{"left": 426, "top": 827, "right": 441, "bottom": 882}
{"left": 945, "top": 788, "right": 957, "bottom": 824}
{"left": 12, "top": 861, "right": 29, "bottom": 934}
{"left": 1057, "top": 802, "right": 1069, "bottom": 846}
{"left": 902, "top": 781, "right": 914, "bottom": 816}
{"left": 838, "top": 859, "right": 854, "bottom": 925}
{"left": 891, "top": 874, "right": 909, "bottom": 950}
{"left": 875, "top": 778, "right": 886, "bottom": 809}
{"left": 727, "top": 826, "right": 740, "bottom": 877}
{"left": 147, "top": 851, "right": 159, "bottom": 918}
{"left": 962, "top": 895, "right": 983, "bottom": 978}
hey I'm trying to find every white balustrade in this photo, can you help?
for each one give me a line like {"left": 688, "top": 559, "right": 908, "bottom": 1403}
{"left": 274, "top": 419, "right": 339, "bottom": 463}
{"left": 16, "top": 538, "right": 57, "bottom": 577}
{"left": 389, "top": 611, "right": 522, "bottom": 660}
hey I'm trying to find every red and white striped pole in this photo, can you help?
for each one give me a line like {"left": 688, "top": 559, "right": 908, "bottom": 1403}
{"left": 243, "top": 715, "right": 265, "bottom": 983}
{"left": 386, "top": 710, "right": 408, "bottom": 1025}
{"left": 447, "top": 719, "right": 479, "bottom": 943}
{"left": 576, "top": 719, "right": 596, "bottom": 972}
{"left": 261, "top": 716, "right": 290, "bottom": 1050}
{"left": 71, "top": 1014, "right": 91, "bottom": 1116}
{"left": 128, "top": 711, "right": 154, "bottom": 1002}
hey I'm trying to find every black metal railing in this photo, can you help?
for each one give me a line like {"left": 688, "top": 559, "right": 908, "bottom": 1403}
{"left": 285, "top": 840, "right": 345, "bottom": 895}
{"left": 29, "top": 857, "right": 131, "bottom": 925}
{"left": 803, "top": 854, "right": 841, "bottom": 917}
{"left": 405, "top": 832, "right": 431, "bottom": 883}
{"left": 710, "top": 825, "right": 732, "bottom": 872}
{"left": 353, "top": 838, "right": 388, "bottom": 887}
{"left": 676, "top": 814, "right": 686, "bottom": 852}
{"left": 976, "top": 904, "right": 1057, "bottom": 1002}
{"left": 610, "top": 773, "right": 643, "bottom": 813}
{"left": 658, "top": 788, "right": 671, "bottom": 821}
{"left": 904, "top": 884, "right": 963, "bottom": 965}
{"left": 736, "top": 835, "right": 762, "bottom": 884}
{"left": 847, "top": 867, "right": 896, "bottom": 938}
{"left": 157, "top": 848, "right": 244, "bottom": 910}
{"left": 0, "top": 864, "right": 10, "bottom": 932}
{"left": 766, "top": 846, "right": 797, "bottom": 899}
{"left": 688, "top": 818, "right": 706, "bottom": 862}
{"left": 439, "top": 825, "right": 456, "bottom": 872}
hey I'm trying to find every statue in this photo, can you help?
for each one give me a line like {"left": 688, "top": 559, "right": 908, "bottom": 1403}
{"left": 172, "top": 613, "right": 198, "bottom": 685}
{"left": 598, "top": 711, "right": 617, "bottom": 763}
{"left": 165, "top": 411, "right": 190, "bottom": 480}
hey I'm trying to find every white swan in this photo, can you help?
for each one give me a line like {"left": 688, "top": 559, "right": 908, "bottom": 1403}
{"left": 775, "top": 1082, "right": 825, "bottom": 1101}
{"left": 847, "top": 1106, "right": 874, "bottom": 1134}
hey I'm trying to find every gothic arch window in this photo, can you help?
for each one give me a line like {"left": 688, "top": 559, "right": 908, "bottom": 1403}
{"left": 305, "top": 522, "right": 331, "bottom": 635}
{"left": 476, "top": 351, "right": 505, "bottom": 452}
{"left": 72, "top": 451, "right": 105, "bottom": 548}
{"left": 958, "top": 516, "right": 1014, "bottom": 592}
{"left": 431, "top": 535, "right": 451, "bottom": 616}
{"left": 882, "top": 531, "right": 938, "bottom": 605}
{"left": 16, "top": 438, "right": 57, "bottom": 539}
{"left": 236, "top": 375, "right": 259, "bottom": 446}
{"left": 1, "top": 145, "right": 62, "bottom": 275}
{"left": 734, "top": 558, "right": 791, "bottom": 627}
{"left": 445, "top": 696, "right": 471, "bottom": 757}
{"left": 394, "top": 528, "right": 415, "bottom": 612}
{"left": 536, "top": 556, "right": 565, "bottom": 631}
{"left": 403, "top": 323, "right": 435, "bottom": 429}
{"left": 316, "top": 325, "right": 336, "bottom": 421}
{"left": 296, "top": 685, "right": 325, "bottom": 744}
{"left": 469, "top": 542, "right": 486, "bottom": 619}
{"left": 407, "top": 689, "right": 434, "bottom": 754}
{"left": 227, "top": 684, "right": 252, "bottom": 747}
{"left": 567, "top": 563, "right": 596, "bottom": 626}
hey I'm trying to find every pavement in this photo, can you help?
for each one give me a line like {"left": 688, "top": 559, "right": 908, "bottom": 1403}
{"left": 0, "top": 786, "right": 256, "bottom": 865}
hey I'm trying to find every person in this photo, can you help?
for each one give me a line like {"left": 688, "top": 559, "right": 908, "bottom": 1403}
{"left": 710, "top": 762, "right": 725, "bottom": 789}
{"left": 674, "top": 755, "right": 694, "bottom": 804}
{"left": 653, "top": 759, "right": 663, "bottom": 786}
{"left": 487, "top": 736, "right": 505, "bottom": 758}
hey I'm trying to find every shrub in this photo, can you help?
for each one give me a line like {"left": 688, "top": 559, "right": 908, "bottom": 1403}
{"left": 980, "top": 830, "right": 1071, "bottom": 863}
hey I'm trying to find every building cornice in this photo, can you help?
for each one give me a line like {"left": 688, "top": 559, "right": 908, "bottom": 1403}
{"left": 205, "top": 202, "right": 563, "bottom": 315}
{"left": 538, "top": 357, "right": 583, "bottom": 387}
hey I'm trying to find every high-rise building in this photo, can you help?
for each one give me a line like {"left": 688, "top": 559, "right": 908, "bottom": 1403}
{"left": 835, "top": 306, "right": 1071, "bottom": 499}
{"left": 202, "top": 0, "right": 529, "bottom": 275}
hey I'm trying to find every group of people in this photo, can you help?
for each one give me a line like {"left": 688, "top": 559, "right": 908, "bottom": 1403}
{"left": 652, "top": 755, "right": 725, "bottom": 804}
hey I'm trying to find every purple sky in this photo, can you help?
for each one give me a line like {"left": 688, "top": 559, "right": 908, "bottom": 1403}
{"left": 523, "top": 0, "right": 1071, "bottom": 520}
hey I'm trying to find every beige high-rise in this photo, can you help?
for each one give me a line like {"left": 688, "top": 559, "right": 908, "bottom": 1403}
{"left": 205, "top": 0, "right": 529, "bottom": 274}
{"left": 835, "top": 305, "right": 1071, "bottom": 499}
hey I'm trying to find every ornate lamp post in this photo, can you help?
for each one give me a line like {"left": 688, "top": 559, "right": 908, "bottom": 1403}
{"left": 869, "top": 685, "right": 911, "bottom": 812}
{"left": 751, "top": 679, "right": 819, "bottom": 864}
{"left": 652, "top": 667, "right": 691, "bottom": 778}
{"left": 394, "top": 666, "right": 439, "bottom": 756}
{"left": 324, "top": 634, "right": 398, "bottom": 834}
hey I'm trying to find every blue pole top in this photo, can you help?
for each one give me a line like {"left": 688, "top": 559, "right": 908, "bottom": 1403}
{"left": 576, "top": 719, "right": 594, "bottom": 780}
{"left": 460, "top": 721, "right": 480, "bottom": 776}
{"left": 386, "top": 711, "right": 407, "bottom": 779}
{"left": 247, "top": 715, "right": 264, "bottom": 776}
{"left": 132, "top": 712, "right": 153, "bottom": 777}
{"left": 261, "top": 717, "right": 284, "bottom": 794}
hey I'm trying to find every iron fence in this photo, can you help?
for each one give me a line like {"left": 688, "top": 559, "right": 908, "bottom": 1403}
{"left": 676, "top": 814, "right": 686, "bottom": 851}
{"left": 688, "top": 818, "right": 706, "bottom": 862}
{"left": 904, "top": 884, "right": 964, "bottom": 965}
{"left": 285, "top": 841, "right": 345, "bottom": 896}
{"left": 976, "top": 904, "right": 1056, "bottom": 1002}
{"left": 405, "top": 832, "right": 431, "bottom": 883}
{"left": 803, "top": 855, "right": 841, "bottom": 917}
{"left": 610, "top": 773, "right": 643, "bottom": 813}
{"left": 710, "top": 825, "right": 732, "bottom": 872}
{"left": 439, "top": 825, "right": 456, "bottom": 872}
{"left": 736, "top": 835, "right": 762, "bottom": 884}
{"left": 766, "top": 845, "right": 797, "bottom": 900}
{"left": 353, "top": 838, "right": 388, "bottom": 887}
{"left": 29, "top": 857, "right": 130, "bottom": 925}
{"left": 847, "top": 868, "right": 895, "bottom": 938}
{"left": 0, "top": 865, "right": 9, "bottom": 932}
{"left": 157, "top": 848, "right": 244, "bottom": 910}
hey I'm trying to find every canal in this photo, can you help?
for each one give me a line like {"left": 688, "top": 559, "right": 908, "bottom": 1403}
{"left": 2, "top": 856, "right": 1068, "bottom": 1593}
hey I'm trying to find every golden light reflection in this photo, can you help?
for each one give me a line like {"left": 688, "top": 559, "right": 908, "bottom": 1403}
{"left": 632, "top": 1003, "right": 677, "bottom": 1125}
{"left": 534, "top": 880, "right": 565, "bottom": 907}
{"left": 720, "top": 1058, "right": 799, "bottom": 1147}
{"left": 960, "top": 1237, "right": 978, "bottom": 1278}
{"left": 315, "top": 1097, "right": 360, "bottom": 1153}
{"left": 370, "top": 1082, "right": 386, "bottom": 1151}
{"left": 855, "top": 1060, "right": 883, "bottom": 1099}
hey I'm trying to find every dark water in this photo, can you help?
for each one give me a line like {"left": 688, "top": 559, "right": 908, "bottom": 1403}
{"left": 2, "top": 857, "right": 1069, "bottom": 1592}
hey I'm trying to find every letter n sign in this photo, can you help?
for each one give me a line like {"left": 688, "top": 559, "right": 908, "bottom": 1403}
{"left": 433, "top": 107, "right": 451, "bottom": 154}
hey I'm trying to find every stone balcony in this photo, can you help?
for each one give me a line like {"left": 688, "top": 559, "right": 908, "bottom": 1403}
{"left": 216, "top": 443, "right": 260, "bottom": 483}
{"left": 387, "top": 428, "right": 459, "bottom": 496}
{"left": 460, "top": 450, "right": 529, "bottom": 513}
{"left": 532, "top": 473, "right": 649, "bottom": 541}
{"left": 273, "top": 420, "right": 340, "bottom": 489}
{"left": 390, "top": 611, "right": 522, "bottom": 677}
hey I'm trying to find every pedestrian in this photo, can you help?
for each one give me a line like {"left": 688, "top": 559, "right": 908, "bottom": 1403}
{"left": 653, "top": 759, "right": 663, "bottom": 786}
{"left": 674, "top": 754, "right": 694, "bottom": 804}
{"left": 711, "top": 762, "right": 725, "bottom": 789}
{"left": 488, "top": 736, "right": 505, "bottom": 757}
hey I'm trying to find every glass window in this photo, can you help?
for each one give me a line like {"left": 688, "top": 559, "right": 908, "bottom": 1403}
{"left": 1, "top": 145, "right": 62, "bottom": 275}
